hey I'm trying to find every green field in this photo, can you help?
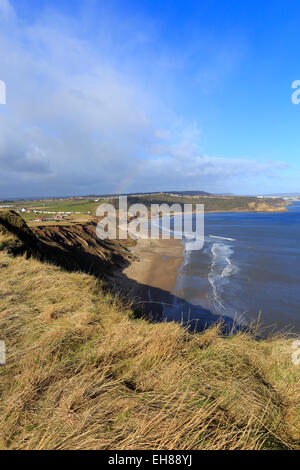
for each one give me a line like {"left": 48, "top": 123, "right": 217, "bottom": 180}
{"left": 0, "top": 193, "right": 288, "bottom": 225}
{"left": 0, "top": 198, "right": 107, "bottom": 223}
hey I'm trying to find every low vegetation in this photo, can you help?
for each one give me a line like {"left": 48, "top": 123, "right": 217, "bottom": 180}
{"left": 0, "top": 214, "right": 299, "bottom": 450}
{"left": 0, "top": 193, "right": 288, "bottom": 227}
{"left": 125, "top": 194, "right": 288, "bottom": 213}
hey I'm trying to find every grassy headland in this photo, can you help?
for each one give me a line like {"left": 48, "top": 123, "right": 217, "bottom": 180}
{"left": 124, "top": 193, "right": 289, "bottom": 213}
{"left": 0, "top": 211, "right": 299, "bottom": 450}
{"left": 0, "top": 193, "right": 289, "bottom": 227}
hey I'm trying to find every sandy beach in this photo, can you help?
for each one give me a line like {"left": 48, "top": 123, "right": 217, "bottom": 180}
{"left": 123, "top": 237, "right": 184, "bottom": 292}
{"left": 122, "top": 237, "right": 184, "bottom": 316}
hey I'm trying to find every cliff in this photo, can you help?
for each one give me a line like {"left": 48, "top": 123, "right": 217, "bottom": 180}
{"left": 0, "top": 211, "right": 299, "bottom": 450}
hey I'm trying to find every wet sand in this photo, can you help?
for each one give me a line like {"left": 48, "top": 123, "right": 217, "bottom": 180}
{"left": 122, "top": 238, "right": 184, "bottom": 315}
{"left": 120, "top": 235, "right": 239, "bottom": 330}
{"left": 123, "top": 238, "right": 184, "bottom": 293}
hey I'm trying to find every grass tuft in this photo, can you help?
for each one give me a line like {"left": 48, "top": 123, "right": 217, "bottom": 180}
{"left": 0, "top": 233, "right": 299, "bottom": 450}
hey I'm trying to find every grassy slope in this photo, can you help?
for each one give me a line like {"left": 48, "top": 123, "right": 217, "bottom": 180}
{"left": 3, "top": 194, "right": 288, "bottom": 226}
{"left": 125, "top": 194, "right": 288, "bottom": 212}
{"left": 0, "top": 234, "right": 299, "bottom": 450}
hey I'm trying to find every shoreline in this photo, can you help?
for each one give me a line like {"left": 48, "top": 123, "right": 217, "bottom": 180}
{"left": 123, "top": 237, "right": 184, "bottom": 294}
{"left": 120, "top": 204, "right": 288, "bottom": 297}
{"left": 122, "top": 237, "right": 184, "bottom": 315}
{"left": 118, "top": 202, "right": 292, "bottom": 321}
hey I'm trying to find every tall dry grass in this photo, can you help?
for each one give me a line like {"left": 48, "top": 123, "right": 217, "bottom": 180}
{"left": 0, "top": 234, "right": 299, "bottom": 450}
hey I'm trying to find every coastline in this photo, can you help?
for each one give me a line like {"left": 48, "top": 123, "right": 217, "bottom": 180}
{"left": 120, "top": 203, "right": 289, "bottom": 316}
{"left": 122, "top": 237, "right": 184, "bottom": 316}
{"left": 203, "top": 206, "right": 288, "bottom": 213}
{"left": 123, "top": 237, "right": 184, "bottom": 294}
{"left": 118, "top": 201, "right": 292, "bottom": 322}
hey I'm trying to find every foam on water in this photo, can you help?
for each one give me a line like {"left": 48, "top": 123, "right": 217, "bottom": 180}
{"left": 207, "top": 240, "right": 239, "bottom": 315}
{"left": 157, "top": 214, "right": 240, "bottom": 322}
{"left": 160, "top": 204, "right": 300, "bottom": 333}
{"left": 209, "top": 235, "right": 236, "bottom": 242}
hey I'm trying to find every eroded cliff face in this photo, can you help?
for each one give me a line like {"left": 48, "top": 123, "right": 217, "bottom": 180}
{"left": 0, "top": 211, "right": 135, "bottom": 277}
{"left": 247, "top": 201, "right": 288, "bottom": 212}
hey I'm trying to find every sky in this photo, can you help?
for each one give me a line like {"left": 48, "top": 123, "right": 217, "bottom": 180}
{"left": 0, "top": 0, "right": 299, "bottom": 198}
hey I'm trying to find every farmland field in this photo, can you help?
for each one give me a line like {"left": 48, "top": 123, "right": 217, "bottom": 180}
{"left": 0, "top": 198, "right": 106, "bottom": 224}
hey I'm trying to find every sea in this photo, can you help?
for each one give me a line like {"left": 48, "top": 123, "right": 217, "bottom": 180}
{"left": 161, "top": 202, "right": 300, "bottom": 334}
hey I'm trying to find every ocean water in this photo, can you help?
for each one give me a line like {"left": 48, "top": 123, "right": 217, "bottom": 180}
{"left": 162, "top": 202, "right": 300, "bottom": 334}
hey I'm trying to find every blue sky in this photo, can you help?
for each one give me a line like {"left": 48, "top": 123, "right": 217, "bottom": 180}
{"left": 0, "top": 0, "right": 299, "bottom": 197}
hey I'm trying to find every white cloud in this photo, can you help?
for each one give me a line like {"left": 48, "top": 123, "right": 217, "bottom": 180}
{"left": 0, "top": 0, "right": 15, "bottom": 22}
{"left": 0, "top": 1, "right": 287, "bottom": 197}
